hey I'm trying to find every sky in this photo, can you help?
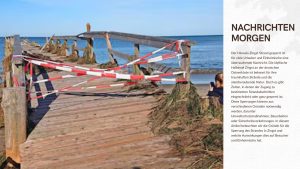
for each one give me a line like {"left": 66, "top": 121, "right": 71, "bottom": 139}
{"left": 0, "top": 0, "right": 223, "bottom": 37}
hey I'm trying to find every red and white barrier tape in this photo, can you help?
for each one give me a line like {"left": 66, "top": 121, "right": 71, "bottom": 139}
{"left": 25, "top": 59, "right": 186, "bottom": 82}
{"left": 136, "top": 52, "right": 183, "bottom": 65}
{"left": 30, "top": 81, "right": 136, "bottom": 100}
{"left": 108, "top": 41, "right": 184, "bottom": 71}
{"left": 22, "top": 40, "right": 187, "bottom": 75}
{"left": 21, "top": 55, "right": 107, "bottom": 72}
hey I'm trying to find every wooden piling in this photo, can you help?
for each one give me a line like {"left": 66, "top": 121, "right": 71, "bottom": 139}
{"left": 1, "top": 35, "right": 27, "bottom": 163}
{"left": 68, "top": 40, "right": 79, "bottom": 62}
{"left": 11, "top": 36, "right": 25, "bottom": 87}
{"left": 52, "top": 40, "right": 60, "bottom": 54}
{"left": 60, "top": 39, "right": 68, "bottom": 56}
{"left": 182, "top": 44, "right": 191, "bottom": 82}
{"left": 79, "top": 23, "right": 96, "bottom": 64}
{"left": 180, "top": 43, "right": 191, "bottom": 91}
{"left": 1, "top": 87, "right": 27, "bottom": 163}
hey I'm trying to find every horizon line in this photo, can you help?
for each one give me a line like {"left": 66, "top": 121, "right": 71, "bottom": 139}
{"left": 0, "top": 34, "right": 224, "bottom": 38}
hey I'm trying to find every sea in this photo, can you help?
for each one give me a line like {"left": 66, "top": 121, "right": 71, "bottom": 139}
{"left": 0, "top": 35, "right": 223, "bottom": 84}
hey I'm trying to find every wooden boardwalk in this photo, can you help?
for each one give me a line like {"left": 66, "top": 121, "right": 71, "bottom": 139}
{"left": 18, "top": 44, "right": 196, "bottom": 169}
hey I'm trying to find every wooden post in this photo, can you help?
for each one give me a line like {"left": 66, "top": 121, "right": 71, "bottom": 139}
{"left": 53, "top": 39, "right": 60, "bottom": 54}
{"left": 86, "top": 23, "right": 94, "bottom": 62}
{"left": 81, "top": 23, "right": 96, "bottom": 64}
{"left": 182, "top": 45, "right": 191, "bottom": 82}
{"left": 86, "top": 23, "right": 91, "bottom": 32}
{"left": 71, "top": 40, "right": 79, "bottom": 58}
{"left": 61, "top": 39, "right": 68, "bottom": 56}
{"left": 87, "top": 38, "right": 94, "bottom": 61}
{"left": 180, "top": 43, "right": 191, "bottom": 90}
{"left": 1, "top": 35, "right": 27, "bottom": 163}
{"left": 1, "top": 87, "right": 27, "bottom": 163}
{"left": 133, "top": 44, "right": 142, "bottom": 75}
{"left": 105, "top": 33, "right": 117, "bottom": 64}
{"left": 11, "top": 35, "right": 26, "bottom": 87}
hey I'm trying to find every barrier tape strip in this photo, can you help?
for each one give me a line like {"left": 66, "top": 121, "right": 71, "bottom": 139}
{"left": 136, "top": 53, "right": 183, "bottom": 65}
{"left": 30, "top": 81, "right": 136, "bottom": 100}
{"left": 21, "top": 55, "right": 108, "bottom": 72}
{"left": 22, "top": 40, "right": 186, "bottom": 74}
{"left": 108, "top": 40, "right": 184, "bottom": 71}
{"left": 24, "top": 59, "right": 187, "bottom": 82}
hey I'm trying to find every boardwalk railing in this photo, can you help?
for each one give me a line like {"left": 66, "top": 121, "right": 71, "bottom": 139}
{"left": 46, "top": 24, "right": 192, "bottom": 82}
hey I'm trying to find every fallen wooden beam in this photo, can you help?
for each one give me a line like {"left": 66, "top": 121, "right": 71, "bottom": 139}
{"left": 109, "top": 49, "right": 133, "bottom": 60}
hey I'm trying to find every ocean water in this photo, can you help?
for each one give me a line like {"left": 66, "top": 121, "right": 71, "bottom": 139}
{"left": 0, "top": 35, "right": 223, "bottom": 84}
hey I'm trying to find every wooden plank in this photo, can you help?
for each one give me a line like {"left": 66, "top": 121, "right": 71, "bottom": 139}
{"left": 1, "top": 87, "right": 27, "bottom": 163}
{"left": 109, "top": 32, "right": 178, "bottom": 51}
{"left": 52, "top": 36, "right": 84, "bottom": 41}
{"left": 78, "top": 31, "right": 194, "bottom": 51}
{"left": 32, "top": 99, "right": 155, "bottom": 119}
{"left": 34, "top": 104, "right": 152, "bottom": 128}
{"left": 77, "top": 31, "right": 107, "bottom": 38}
{"left": 22, "top": 135, "right": 165, "bottom": 166}
{"left": 29, "top": 110, "right": 150, "bottom": 139}
{"left": 21, "top": 123, "right": 150, "bottom": 151}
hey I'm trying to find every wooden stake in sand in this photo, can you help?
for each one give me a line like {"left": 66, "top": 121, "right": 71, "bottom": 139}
{"left": 68, "top": 40, "right": 79, "bottom": 62}
{"left": 133, "top": 43, "right": 142, "bottom": 75}
{"left": 79, "top": 23, "right": 96, "bottom": 64}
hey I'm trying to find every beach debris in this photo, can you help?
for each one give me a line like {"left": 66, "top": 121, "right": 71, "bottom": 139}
{"left": 149, "top": 82, "right": 202, "bottom": 133}
{"left": 98, "top": 61, "right": 118, "bottom": 69}
{"left": 149, "top": 82, "right": 223, "bottom": 169}
{"left": 30, "top": 41, "right": 41, "bottom": 48}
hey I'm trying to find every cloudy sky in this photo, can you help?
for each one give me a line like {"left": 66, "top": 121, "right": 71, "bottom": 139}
{"left": 0, "top": 0, "right": 223, "bottom": 36}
